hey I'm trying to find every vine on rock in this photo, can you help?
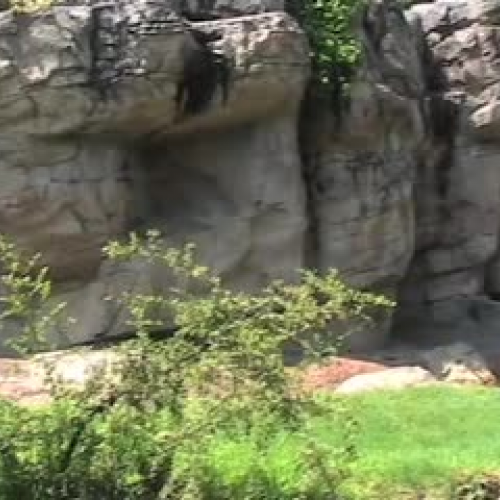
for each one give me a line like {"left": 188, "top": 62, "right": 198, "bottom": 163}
{"left": 290, "top": 0, "right": 364, "bottom": 106}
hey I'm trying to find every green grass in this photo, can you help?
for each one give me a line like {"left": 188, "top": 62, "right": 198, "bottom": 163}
{"left": 207, "top": 386, "right": 500, "bottom": 498}
{"left": 2, "top": 386, "right": 500, "bottom": 498}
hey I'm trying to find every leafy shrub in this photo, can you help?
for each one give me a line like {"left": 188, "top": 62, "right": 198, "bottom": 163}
{"left": 0, "top": 397, "right": 359, "bottom": 499}
{"left": 0, "top": 231, "right": 393, "bottom": 498}
{"left": 0, "top": 236, "right": 68, "bottom": 355}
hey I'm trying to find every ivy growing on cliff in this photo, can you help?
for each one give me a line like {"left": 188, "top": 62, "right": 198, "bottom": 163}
{"left": 289, "top": 0, "right": 364, "bottom": 102}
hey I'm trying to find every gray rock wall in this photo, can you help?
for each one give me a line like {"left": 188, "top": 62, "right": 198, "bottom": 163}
{"left": 394, "top": 0, "right": 500, "bottom": 348}
{"left": 2, "top": 0, "right": 500, "bottom": 353}
{"left": 0, "top": 1, "right": 312, "bottom": 351}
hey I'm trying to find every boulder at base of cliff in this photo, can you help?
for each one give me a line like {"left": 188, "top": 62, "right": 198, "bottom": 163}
{"left": 300, "top": 358, "right": 389, "bottom": 392}
{"left": 335, "top": 366, "right": 437, "bottom": 394}
{"left": 0, "top": 349, "right": 119, "bottom": 406}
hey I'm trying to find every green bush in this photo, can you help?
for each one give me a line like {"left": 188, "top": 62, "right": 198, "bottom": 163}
{"left": 0, "top": 231, "right": 393, "bottom": 499}
{"left": 0, "top": 397, "right": 358, "bottom": 499}
{"left": 0, "top": 236, "right": 68, "bottom": 355}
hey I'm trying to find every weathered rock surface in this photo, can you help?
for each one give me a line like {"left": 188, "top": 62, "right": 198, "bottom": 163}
{"left": 303, "top": 1, "right": 424, "bottom": 293}
{"left": 3, "top": 0, "right": 500, "bottom": 352}
{"left": 301, "top": 0, "right": 428, "bottom": 349}
{"left": 0, "top": 349, "right": 118, "bottom": 404}
{"left": 300, "top": 358, "right": 388, "bottom": 391}
{"left": 0, "top": 0, "right": 311, "bottom": 350}
{"left": 392, "top": 0, "right": 500, "bottom": 347}
{"left": 335, "top": 366, "right": 437, "bottom": 394}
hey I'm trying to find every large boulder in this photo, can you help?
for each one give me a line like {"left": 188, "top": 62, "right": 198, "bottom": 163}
{"left": 300, "top": 357, "right": 389, "bottom": 391}
{"left": 0, "top": 348, "right": 118, "bottom": 404}
{"left": 335, "top": 366, "right": 437, "bottom": 394}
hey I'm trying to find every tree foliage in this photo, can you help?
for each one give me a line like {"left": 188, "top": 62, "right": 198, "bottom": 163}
{"left": 0, "top": 231, "right": 394, "bottom": 498}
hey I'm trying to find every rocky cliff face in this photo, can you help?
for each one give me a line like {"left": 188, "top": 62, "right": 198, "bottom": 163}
{"left": 396, "top": 0, "right": 500, "bottom": 348}
{"left": 0, "top": 0, "right": 499, "bottom": 353}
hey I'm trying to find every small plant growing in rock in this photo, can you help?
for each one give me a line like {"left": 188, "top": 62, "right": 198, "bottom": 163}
{"left": 0, "top": 230, "right": 394, "bottom": 498}
{"left": 289, "top": 0, "right": 364, "bottom": 103}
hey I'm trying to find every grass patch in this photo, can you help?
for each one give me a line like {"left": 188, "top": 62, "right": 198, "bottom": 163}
{"left": 205, "top": 386, "right": 500, "bottom": 498}
{"left": 338, "top": 386, "right": 500, "bottom": 496}
{"left": 2, "top": 385, "right": 500, "bottom": 498}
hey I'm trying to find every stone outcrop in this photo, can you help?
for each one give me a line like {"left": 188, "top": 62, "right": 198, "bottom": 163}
{"left": 394, "top": 0, "right": 500, "bottom": 349}
{"left": 0, "top": 0, "right": 310, "bottom": 350}
{"left": 303, "top": 0, "right": 500, "bottom": 353}
{"left": 301, "top": 0, "right": 428, "bottom": 349}
{"left": 3, "top": 0, "right": 500, "bottom": 353}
